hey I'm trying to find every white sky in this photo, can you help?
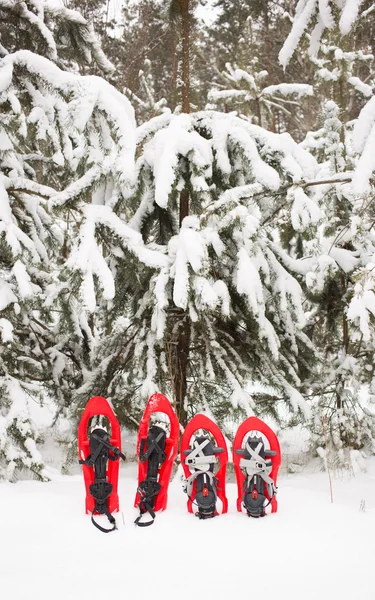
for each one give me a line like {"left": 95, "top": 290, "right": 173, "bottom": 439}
{"left": 107, "top": 0, "right": 219, "bottom": 26}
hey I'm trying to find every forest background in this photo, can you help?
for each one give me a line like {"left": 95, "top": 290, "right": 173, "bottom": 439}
{"left": 1, "top": 0, "right": 375, "bottom": 481}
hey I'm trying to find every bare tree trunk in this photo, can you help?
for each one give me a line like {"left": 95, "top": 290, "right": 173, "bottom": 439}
{"left": 255, "top": 96, "right": 262, "bottom": 127}
{"left": 173, "top": 0, "right": 191, "bottom": 425}
{"left": 263, "top": 1, "right": 271, "bottom": 80}
{"left": 179, "top": 188, "right": 189, "bottom": 223}
{"left": 172, "top": 310, "right": 190, "bottom": 425}
{"left": 343, "top": 311, "right": 349, "bottom": 355}
{"left": 170, "top": 32, "right": 179, "bottom": 111}
{"left": 181, "top": 0, "right": 190, "bottom": 114}
{"left": 337, "top": 276, "right": 349, "bottom": 445}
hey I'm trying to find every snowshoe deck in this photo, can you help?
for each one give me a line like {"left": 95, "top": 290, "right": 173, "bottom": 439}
{"left": 181, "top": 414, "right": 228, "bottom": 518}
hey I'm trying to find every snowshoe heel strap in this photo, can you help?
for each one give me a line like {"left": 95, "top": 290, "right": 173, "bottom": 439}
{"left": 81, "top": 429, "right": 126, "bottom": 533}
{"left": 243, "top": 490, "right": 267, "bottom": 518}
{"left": 135, "top": 481, "right": 161, "bottom": 527}
{"left": 91, "top": 508, "right": 117, "bottom": 533}
{"left": 134, "top": 504, "right": 156, "bottom": 527}
{"left": 89, "top": 480, "right": 117, "bottom": 533}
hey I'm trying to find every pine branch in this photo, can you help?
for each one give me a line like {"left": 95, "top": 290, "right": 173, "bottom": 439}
{"left": 7, "top": 186, "right": 54, "bottom": 200}
{"left": 302, "top": 176, "right": 353, "bottom": 188}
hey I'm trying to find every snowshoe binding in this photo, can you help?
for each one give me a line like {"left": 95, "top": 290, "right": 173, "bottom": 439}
{"left": 78, "top": 396, "right": 126, "bottom": 533}
{"left": 233, "top": 417, "right": 281, "bottom": 518}
{"left": 181, "top": 414, "right": 228, "bottom": 519}
{"left": 134, "top": 393, "right": 179, "bottom": 527}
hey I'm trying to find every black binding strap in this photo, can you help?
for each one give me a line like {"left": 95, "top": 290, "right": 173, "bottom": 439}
{"left": 135, "top": 425, "right": 166, "bottom": 527}
{"left": 91, "top": 506, "right": 117, "bottom": 533}
{"left": 79, "top": 428, "right": 126, "bottom": 532}
{"left": 90, "top": 481, "right": 117, "bottom": 533}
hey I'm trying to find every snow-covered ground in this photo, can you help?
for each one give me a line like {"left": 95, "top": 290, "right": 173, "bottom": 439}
{"left": 2, "top": 457, "right": 375, "bottom": 600}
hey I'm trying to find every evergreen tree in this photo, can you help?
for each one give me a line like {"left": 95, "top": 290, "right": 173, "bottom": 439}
{"left": 94, "top": 0, "right": 179, "bottom": 120}
{"left": 206, "top": 1, "right": 318, "bottom": 138}
{"left": 0, "top": 0, "right": 113, "bottom": 72}
{"left": 207, "top": 62, "right": 313, "bottom": 132}
{"left": 278, "top": 0, "right": 375, "bottom": 458}
{"left": 69, "top": 109, "right": 320, "bottom": 431}
{"left": 0, "top": 0, "right": 134, "bottom": 479}
{"left": 299, "top": 101, "right": 375, "bottom": 459}
{"left": 3, "top": 0, "right": 374, "bottom": 472}
{"left": 280, "top": 0, "right": 375, "bottom": 193}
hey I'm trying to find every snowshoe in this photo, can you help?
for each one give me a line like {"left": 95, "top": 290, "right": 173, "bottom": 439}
{"left": 233, "top": 416, "right": 281, "bottom": 518}
{"left": 134, "top": 393, "right": 179, "bottom": 527}
{"left": 78, "top": 396, "right": 126, "bottom": 533}
{"left": 181, "top": 414, "right": 228, "bottom": 519}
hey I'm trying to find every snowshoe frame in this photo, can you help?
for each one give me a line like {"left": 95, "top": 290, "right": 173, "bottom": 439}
{"left": 233, "top": 416, "right": 281, "bottom": 515}
{"left": 78, "top": 396, "right": 125, "bottom": 531}
{"left": 181, "top": 414, "right": 228, "bottom": 517}
{"left": 134, "top": 393, "right": 179, "bottom": 524}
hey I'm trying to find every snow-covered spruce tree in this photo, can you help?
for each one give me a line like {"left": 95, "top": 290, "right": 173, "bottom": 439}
{"left": 0, "top": 0, "right": 113, "bottom": 73}
{"left": 279, "top": 0, "right": 375, "bottom": 192}
{"left": 278, "top": 1, "right": 375, "bottom": 458}
{"left": 208, "top": 0, "right": 290, "bottom": 71}
{"left": 207, "top": 62, "right": 313, "bottom": 133}
{"left": 206, "top": 2, "right": 319, "bottom": 138}
{"left": 296, "top": 101, "right": 375, "bottom": 459}
{"left": 307, "top": 36, "right": 373, "bottom": 130}
{"left": 0, "top": 2, "right": 134, "bottom": 480}
{"left": 87, "top": 0, "right": 187, "bottom": 115}
{"left": 70, "top": 109, "right": 322, "bottom": 431}
{"left": 279, "top": 0, "right": 374, "bottom": 69}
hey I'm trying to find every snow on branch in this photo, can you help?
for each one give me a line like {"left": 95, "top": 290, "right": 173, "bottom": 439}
{"left": 141, "top": 113, "right": 212, "bottom": 209}
{"left": 0, "top": 0, "right": 58, "bottom": 60}
{"left": 208, "top": 64, "right": 313, "bottom": 131}
{"left": 352, "top": 96, "right": 375, "bottom": 194}
{"left": 279, "top": 0, "right": 368, "bottom": 67}
{"left": 347, "top": 265, "right": 375, "bottom": 341}
{"left": 117, "top": 108, "right": 322, "bottom": 417}
{"left": 0, "top": 0, "right": 114, "bottom": 73}
{"left": 339, "top": 0, "right": 365, "bottom": 35}
{"left": 0, "top": 377, "right": 48, "bottom": 481}
{"left": 68, "top": 205, "right": 168, "bottom": 312}
{"left": 279, "top": 0, "right": 319, "bottom": 68}
{"left": 261, "top": 83, "right": 313, "bottom": 99}
{"left": 0, "top": 51, "right": 135, "bottom": 192}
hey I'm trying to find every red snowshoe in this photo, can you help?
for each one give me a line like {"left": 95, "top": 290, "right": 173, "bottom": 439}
{"left": 78, "top": 396, "right": 126, "bottom": 532}
{"left": 134, "top": 393, "right": 179, "bottom": 527}
{"left": 233, "top": 416, "right": 281, "bottom": 518}
{"left": 181, "top": 414, "right": 228, "bottom": 519}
